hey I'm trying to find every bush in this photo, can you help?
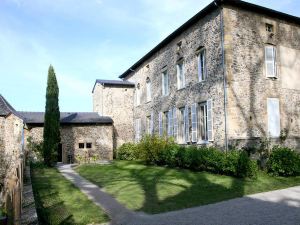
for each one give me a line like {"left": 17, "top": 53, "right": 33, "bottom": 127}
{"left": 137, "top": 135, "right": 177, "bottom": 165}
{"left": 267, "top": 146, "right": 300, "bottom": 176}
{"left": 117, "top": 143, "right": 138, "bottom": 160}
{"left": 117, "top": 135, "right": 258, "bottom": 178}
{"left": 236, "top": 151, "right": 258, "bottom": 178}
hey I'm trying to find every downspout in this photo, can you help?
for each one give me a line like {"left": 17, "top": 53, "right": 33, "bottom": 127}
{"left": 216, "top": 1, "right": 229, "bottom": 152}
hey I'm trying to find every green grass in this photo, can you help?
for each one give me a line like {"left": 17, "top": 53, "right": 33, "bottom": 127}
{"left": 76, "top": 160, "right": 300, "bottom": 214}
{"left": 31, "top": 163, "right": 109, "bottom": 225}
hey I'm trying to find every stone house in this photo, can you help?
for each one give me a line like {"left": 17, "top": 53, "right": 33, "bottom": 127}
{"left": 93, "top": 0, "right": 300, "bottom": 151}
{"left": 0, "top": 95, "right": 25, "bottom": 223}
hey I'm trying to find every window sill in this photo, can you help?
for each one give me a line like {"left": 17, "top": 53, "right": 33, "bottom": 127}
{"left": 177, "top": 87, "right": 186, "bottom": 91}
{"left": 266, "top": 76, "right": 278, "bottom": 80}
{"left": 197, "top": 140, "right": 210, "bottom": 145}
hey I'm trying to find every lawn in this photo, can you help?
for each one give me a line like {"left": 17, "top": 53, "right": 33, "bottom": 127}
{"left": 31, "top": 163, "right": 109, "bottom": 225}
{"left": 76, "top": 160, "right": 300, "bottom": 214}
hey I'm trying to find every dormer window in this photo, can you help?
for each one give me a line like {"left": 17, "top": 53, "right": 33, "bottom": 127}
{"left": 176, "top": 41, "right": 182, "bottom": 51}
{"left": 266, "top": 23, "right": 274, "bottom": 33}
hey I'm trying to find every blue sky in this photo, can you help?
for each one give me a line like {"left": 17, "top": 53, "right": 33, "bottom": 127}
{"left": 1, "top": 0, "right": 300, "bottom": 112}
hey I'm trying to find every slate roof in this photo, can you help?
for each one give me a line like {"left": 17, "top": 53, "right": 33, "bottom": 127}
{"left": 18, "top": 111, "right": 113, "bottom": 125}
{"left": 92, "top": 79, "right": 135, "bottom": 93}
{"left": 0, "top": 94, "right": 18, "bottom": 117}
{"left": 119, "top": 0, "right": 300, "bottom": 79}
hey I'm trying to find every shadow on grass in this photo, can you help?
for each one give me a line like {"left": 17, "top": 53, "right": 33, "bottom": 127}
{"left": 31, "top": 163, "right": 75, "bottom": 225}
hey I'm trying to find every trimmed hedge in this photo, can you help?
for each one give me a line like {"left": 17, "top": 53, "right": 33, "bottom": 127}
{"left": 267, "top": 146, "right": 300, "bottom": 176}
{"left": 117, "top": 135, "right": 258, "bottom": 178}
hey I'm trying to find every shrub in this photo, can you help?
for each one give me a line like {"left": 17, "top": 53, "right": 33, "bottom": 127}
{"left": 137, "top": 135, "right": 177, "bottom": 165}
{"left": 267, "top": 146, "right": 300, "bottom": 176}
{"left": 236, "top": 151, "right": 258, "bottom": 178}
{"left": 117, "top": 143, "right": 138, "bottom": 160}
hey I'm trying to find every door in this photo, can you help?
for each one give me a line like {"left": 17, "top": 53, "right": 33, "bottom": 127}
{"left": 57, "top": 144, "right": 63, "bottom": 162}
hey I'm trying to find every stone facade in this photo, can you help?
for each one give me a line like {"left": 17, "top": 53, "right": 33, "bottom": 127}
{"left": 93, "top": 83, "right": 134, "bottom": 150}
{"left": 95, "top": 1, "right": 300, "bottom": 151}
{"left": 223, "top": 5, "right": 300, "bottom": 149}
{"left": 122, "top": 9, "right": 227, "bottom": 148}
{"left": 24, "top": 124, "right": 113, "bottom": 163}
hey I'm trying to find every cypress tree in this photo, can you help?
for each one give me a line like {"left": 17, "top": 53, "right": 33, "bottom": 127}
{"left": 43, "top": 65, "right": 61, "bottom": 166}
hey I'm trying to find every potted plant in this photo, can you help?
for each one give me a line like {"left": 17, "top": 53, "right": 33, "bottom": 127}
{"left": 0, "top": 207, "right": 7, "bottom": 225}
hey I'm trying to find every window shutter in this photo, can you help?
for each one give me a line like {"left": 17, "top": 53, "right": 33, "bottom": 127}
{"left": 265, "top": 46, "right": 276, "bottom": 77}
{"left": 184, "top": 105, "right": 189, "bottom": 143}
{"left": 267, "top": 98, "right": 280, "bottom": 137}
{"left": 191, "top": 103, "right": 197, "bottom": 142}
{"left": 135, "top": 119, "right": 141, "bottom": 142}
{"left": 168, "top": 109, "right": 173, "bottom": 136}
{"left": 173, "top": 108, "right": 178, "bottom": 140}
{"left": 162, "top": 74, "right": 165, "bottom": 95}
{"left": 159, "top": 112, "right": 163, "bottom": 136}
{"left": 150, "top": 112, "right": 154, "bottom": 135}
{"left": 207, "top": 99, "right": 213, "bottom": 141}
{"left": 177, "top": 65, "right": 180, "bottom": 89}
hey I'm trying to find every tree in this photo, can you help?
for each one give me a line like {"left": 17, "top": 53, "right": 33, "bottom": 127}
{"left": 43, "top": 65, "right": 61, "bottom": 166}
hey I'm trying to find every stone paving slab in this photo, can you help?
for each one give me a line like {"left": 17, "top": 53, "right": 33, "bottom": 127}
{"left": 21, "top": 166, "right": 38, "bottom": 225}
{"left": 58, "top": 164, "right": 300, "bottom": 225}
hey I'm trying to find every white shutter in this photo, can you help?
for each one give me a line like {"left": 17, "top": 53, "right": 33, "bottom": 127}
{"left": 159, "top": 112, "right": 163, "bottom": 136}
{"left": 162, "top": 74, "right": 165, "bottom": 95}
{"left": 177, "top": 64, "right": 180, "bottom": 89}
{"left": 173, "top": 108, "right": 178, "bottom": 140}
{"left": 207, "top": 99, "right": 213, "bottom": 141}
{"left": 267, "top": 98, "right": 280, "bottom": 137}
{"left": 182, "top": 63, "right": 185, "bottom": 88}
{"left": 135, "top": 119, "right": 141, "bottom": 142}
{"left": 168, "top": 109, "right": 173, "bottom": 136}
{"left": 184, "top": 105, "right": 189, "bottom": 143}
{"left": 265, "top": 46, "right": 276, "bottom": 78}
{"left": 150, "top": 112, "right": 154, "bottom": 135}
{"left": 191, "top": 103, "right": 198, "bottom": 142}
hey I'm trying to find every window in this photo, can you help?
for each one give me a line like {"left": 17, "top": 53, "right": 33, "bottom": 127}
{"left": 265, "top": 45, "right": 277, "bottom": 78}
{"left": 136, "top": 83, "right": 141, "bottom": 105}
{"left": 168, "top": 109, "right": 173, "bottom": 137}
{"left": 267, "top": 98, "right": 280, "bottom": 137}
{"left": 135, "top": 118, "right": 141, "bottom": 142}
{"left": 146, "top": 114, "right": 154, "bottom": 134}
{"left": 173, "top": 108, "right": 178, "bottom": 140}
{"left": 266, "top": 23, "right": 274, "bottom": 32}
{"left": 197, "top": 100, "right": 213, "bottom": 142}
{"left": 176, "top": 41, "right": 182, "bottom": 52}
{"left": 163, "top": 111, "right": 169, "bottom": 135}
{"left": 146, "top": 77, "right": 151, "bottom": 102}
{"left": 79, "top": 143, "right": 84, "bottom": 149}
{"left": 162, "top": 70, "right": 169, "bottom": 96}
{"left": 177, "top": 60, "right": 185, "bottom": 89}
{"left": 198, "top": 49, "right": 207, "bottom": 81}
{"left": 179, "top": 107, "right": 185, "bottom": 143}
{"left": 86, "top": 143, "right": 92, "bottom": 148}
{"left": 159, "top": 112, "right": 163, "bottom": 136}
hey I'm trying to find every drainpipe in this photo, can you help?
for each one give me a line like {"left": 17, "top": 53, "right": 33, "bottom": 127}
{"left": 216, "top": 1, "right": 229, "bottom": 152}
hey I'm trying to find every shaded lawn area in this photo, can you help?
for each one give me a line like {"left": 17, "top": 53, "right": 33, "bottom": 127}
{"left": 31, "top": 163, "right": 109, "bottom": 225}
{"left": 76, "top": 160, "right": 300, "bottom": 214}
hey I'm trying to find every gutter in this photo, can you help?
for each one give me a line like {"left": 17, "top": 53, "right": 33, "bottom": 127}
{"left": 216, "top": 1, "right": 229, "bottom": 152}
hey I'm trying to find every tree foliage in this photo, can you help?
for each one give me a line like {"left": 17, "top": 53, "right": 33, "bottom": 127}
{"left": 43, "top": 65, "right": 61, "bottom": 166}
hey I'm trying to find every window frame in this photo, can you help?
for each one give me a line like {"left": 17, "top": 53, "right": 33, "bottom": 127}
{"left": 78, "top": 143, "right": 85, "bottom": 149}
{"left": 177, "top": 60, "right": 185, "bottom": 89}
{"left": 265, "top": 45, "right": 277, "bottom": 78}
{"left": 146, "top": 77, "right": 151, "bottom": 102}
{"left": 198, "top": 48, "right": 207, "bottom": 82}
{"left": 162, "top": 70, "right": 169, "bottom": 96}
{"left": 86, "top": 143, "right": 92, "bottom": 149}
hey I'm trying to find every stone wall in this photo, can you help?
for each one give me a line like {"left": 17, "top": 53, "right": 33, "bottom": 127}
{"left": 93, "top": 83, "right": 134, "bottom": 150}
{"left": 25, "top": 124, "right": 113, "bottom": 163}
{"left": 0, "top": 114, "right": 24, "bottom": 225}
{"left": 124, "top": 9, "right": 227, "bottom": 148}
{"left": 223, "top": 5, "right": 300, "bottom": 150}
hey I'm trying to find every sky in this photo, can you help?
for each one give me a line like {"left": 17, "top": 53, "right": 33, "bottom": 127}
{"left": 1, "top": 0, "right": 300, "bottom": 112}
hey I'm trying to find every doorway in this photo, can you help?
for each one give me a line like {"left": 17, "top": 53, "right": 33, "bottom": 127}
{"left": 57, "top": 144, "right": 63, "bottom": 162}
